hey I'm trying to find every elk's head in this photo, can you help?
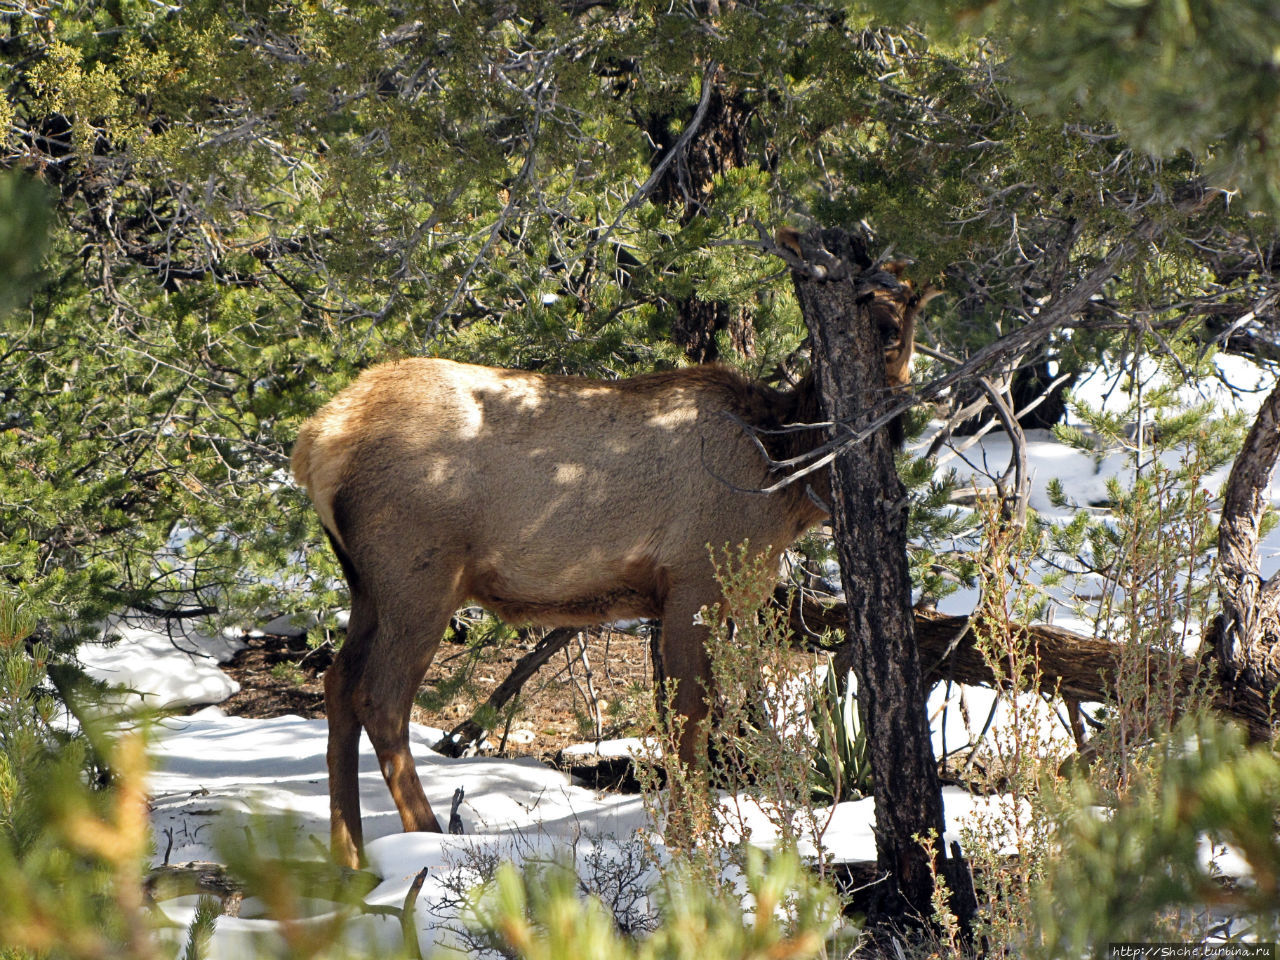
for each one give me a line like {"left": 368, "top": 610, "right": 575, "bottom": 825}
{"left": 866, "top": 261, "right": 940, "bottom": 388}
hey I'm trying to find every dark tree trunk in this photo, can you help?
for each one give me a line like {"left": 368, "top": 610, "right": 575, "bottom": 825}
{"left": 1212, "top": 380, "right": 1280, "bottom": 698}
{"left": 790, "top": 227, "right": 974, "bottom": 928}
{"left": 646, "top": 82, "right": 756, "bottom": 362}
{"left": 647, "top": 84, "right": 751, "bottom": 221}
{"left": 669, "top": 296, "right": 755, "bottom": 364}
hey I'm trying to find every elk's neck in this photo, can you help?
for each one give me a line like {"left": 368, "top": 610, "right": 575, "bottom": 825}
{"left": 771, "top": 371, "right": 833, "bottom": 510}
{"left": 786, "top": 371, "right": 823, "bottom": 435}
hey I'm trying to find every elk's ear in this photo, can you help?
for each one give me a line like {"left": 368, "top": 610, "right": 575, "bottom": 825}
{"left": 911, "top": 284, "right": 943, "bottom": 309}
{"left": 775, "top": 225, "right": 804, "bottom": 258}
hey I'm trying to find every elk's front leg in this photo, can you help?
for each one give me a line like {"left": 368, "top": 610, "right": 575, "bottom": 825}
{"left": 654, "top": 583, "right": 717, "bottom": 845}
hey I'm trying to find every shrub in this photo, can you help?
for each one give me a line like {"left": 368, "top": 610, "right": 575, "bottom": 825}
{"left": 0, "top": 591, "right": 158, "bottom": 959}
{"left": 809, "top": 655, "right": 872, "bottom": 806}
{"left": 637, "top": 544, "right": 845, "bottom": 883}
{"left": 1035, "top": 716, "right": 1280, "bottom": 953}
{"left": 465, "top": 847, "right": 839, "bottom": 960}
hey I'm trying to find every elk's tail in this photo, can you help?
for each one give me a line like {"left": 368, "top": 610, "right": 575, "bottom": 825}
{"left": 291, "top": 421, "right": 317, "bottom": 494}
{"left": 290, "top": 418, "right": 350, "bottom": 553}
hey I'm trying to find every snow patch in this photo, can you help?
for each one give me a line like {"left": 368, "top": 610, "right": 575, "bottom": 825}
{"left": 80, "top": 615, "right": 244, "bottom": 710}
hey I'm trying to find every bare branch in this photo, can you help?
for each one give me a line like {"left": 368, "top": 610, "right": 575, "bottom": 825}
{"left": 590, "top": 60, "right": 720, "bottom": 255}
{"left": 976, "top": 376, "right": 1029, "bottom": 530}
{"left": 750, "top": 220, "right": 1161, "bottom": 494}
{"left": 434, "top": 626, "right": 579, "bottom": 757}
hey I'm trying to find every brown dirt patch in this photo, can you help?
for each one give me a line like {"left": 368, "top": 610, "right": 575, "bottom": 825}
{"left": 217, "top": 632, "right": 328, "bottom": 718}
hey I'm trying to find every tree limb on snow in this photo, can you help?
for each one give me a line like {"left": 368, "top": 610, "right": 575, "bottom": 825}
{"left": 781, "top": 588, "right": 1276, "bottom": 742}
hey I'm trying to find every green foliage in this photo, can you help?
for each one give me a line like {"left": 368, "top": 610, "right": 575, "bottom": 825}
{"left": 903, "top": 451, "right": 977, "bottom": 604}
{"left": 637, "top": 544, "right": 869, "bottom": 894}
{"left": 808, "top": 655, "right": 872, "bottom": 805}
{"left": 0, "top": 615, "right": 841, "bottom": 960}
{"left": 0, "top": 591, "right": 156, "bottom": 958}
{"left": 1035, "top": 717, "right": 1280, "bottom": 953}
{"left": 0, "top": 173, "right": 52, "bottom": 319}
{"left": 180, "top": 896, "right": 220, "bottom": 960}
{"left": 466, "top": 847, "right": 839, "bottom": 960}
{"left": 413, "top": 614, "right": 518, "bottom": 715}
{"left": 1047, "top": 367, "right": 1235, "bottom": 793}
{"left": 0, "top": 660, "right": 398, "bottom": 960}
{"left": 702, "top": 545, "right": 840, "bottom": 855}
{"left": 2, "top": 4, "right": 1277, "bottom": 947}
{"left": 861, "top": 0, "right": 1280, "bottom": 213}
{"left": 951, "top": 499, "right": 1070, "bottom": 953}
{"left": 0, "top": 591, "right": 107, "bottom": 864}
{"left": 269, "top": 661, "right": 306, "bottom": 686}
{"left": 0, "top": 0, "right": 1273, "bottom": 657}
{"left": 0, "top": 593, "right": 49, "bottom": 849}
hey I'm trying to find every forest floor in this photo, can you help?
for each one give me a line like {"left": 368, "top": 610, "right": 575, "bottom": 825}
{"left": 217, "top": 624, "right": 656, "bottom": 765}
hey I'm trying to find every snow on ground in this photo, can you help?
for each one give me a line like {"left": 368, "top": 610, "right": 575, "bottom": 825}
{"left": 145, "top": 707, "right": 1014, "bottom": 956}
{"left": 80, "top": 614, "right": 245, "bottom": 711}
{"left": 920, "top": 352, "right": 1280, "bottom": 630}
{"left": 135, "top": 650, "right": 1072, "bottom": 955}
{"left": 148, "top": 709, "right": 651, "bottom": 956}
{"left": 149, "top": 710, "right": 649, "bottom": 865}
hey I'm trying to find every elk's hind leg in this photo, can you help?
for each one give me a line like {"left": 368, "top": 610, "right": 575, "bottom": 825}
{"left": 355, "top": 594, "right": 458, "bottom": 837}
{"left": 326, "top": 589, "right": 376, "bottom": 868}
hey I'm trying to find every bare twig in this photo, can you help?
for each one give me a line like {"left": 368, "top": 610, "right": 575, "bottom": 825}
{"left": 976, "top": 376, "right": 1030, "bottom": 530}
{"left": 574, "top": 631, "right": 604, "bottom": 742}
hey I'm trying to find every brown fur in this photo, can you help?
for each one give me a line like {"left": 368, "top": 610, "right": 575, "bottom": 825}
{"left": 292, "top": 284, "right": 926, "bottom": 867}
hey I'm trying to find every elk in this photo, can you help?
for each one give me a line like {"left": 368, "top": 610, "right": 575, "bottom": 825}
{"left": 291, "top": 266, "right": 928, "bottom": 868}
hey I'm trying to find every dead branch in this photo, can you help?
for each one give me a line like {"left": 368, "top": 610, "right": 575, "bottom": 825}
{"left": 434, "top": 626, "right": 579, "bottom": 757}
{"left": 744, "top": 219, "right": 1161, "bottom": 497}
{"left": 976, "top": 375, "right": 1029, "bottom": 530}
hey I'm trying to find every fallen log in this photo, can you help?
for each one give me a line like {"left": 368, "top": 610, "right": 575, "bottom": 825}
{"left": 144, "top": 859, "right": 382, "bottom": 911}
{"left": 782, "top": 588, "right": 1277, "bottom": 742}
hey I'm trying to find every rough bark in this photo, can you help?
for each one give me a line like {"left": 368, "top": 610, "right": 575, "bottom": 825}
{"left": 791, "top": 227, "right": 974, "bottom": 927}
{"left": 1213, "top": 379, "right": 1280, "bottom": 703}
